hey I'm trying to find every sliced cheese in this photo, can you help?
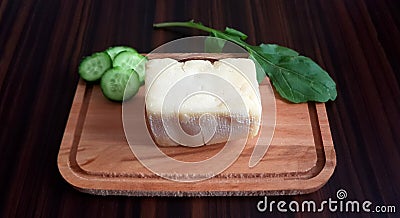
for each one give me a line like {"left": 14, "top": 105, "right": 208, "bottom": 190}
{"left": 145, "top": 58, "right": 262, "bottom": 146}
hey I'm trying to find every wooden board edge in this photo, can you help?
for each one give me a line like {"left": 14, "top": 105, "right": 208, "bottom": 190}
{"left": 296, "top": 103, "right": 336, "bottom": 194}
{"left": 57, "top": 80, "right": 89, "bottom": 188}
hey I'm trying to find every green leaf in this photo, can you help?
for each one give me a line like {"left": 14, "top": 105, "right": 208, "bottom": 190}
{"left": 258, "top": 43, "right": 299, "bottom": 57}
{"left": 153, "top": 21, "right": 337, "bottom": 103}
{"left": 224, "top": 27, "right": 248, "bottom": 40}
{"left": 254, "top": 52, "right": 336, "bottom": 102}
{"left": 250, "top": 45, "right": 337, "bottom": 102}
{"left": 204, "top": 36, "right": 226, "bottom": 53}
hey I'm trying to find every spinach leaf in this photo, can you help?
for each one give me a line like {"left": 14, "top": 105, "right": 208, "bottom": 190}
{"left": 154, "top": 20, "right": 337, "bottom": 103}
{"left": 223, "top": 27, "right": 248, "bottom": 40}
{"left": 204, "top": 36, "right": 226, "bottom": 53}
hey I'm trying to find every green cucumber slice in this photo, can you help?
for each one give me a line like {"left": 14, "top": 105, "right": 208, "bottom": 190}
{"left": 106, "top": 46, "right": 137, "bottom": 60}
{"left": 113, "top": 51, "right": 146, "bottom": 84}
{"left": 78, "top": 52, "right": 111, "bottom": 81}
{"left": 100, "top": 67, "right": 140, "bottom": 101}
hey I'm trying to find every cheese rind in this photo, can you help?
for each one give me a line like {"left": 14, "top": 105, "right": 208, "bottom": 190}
{"left": 145, "top": 58, "right": 262, "bottom": 146}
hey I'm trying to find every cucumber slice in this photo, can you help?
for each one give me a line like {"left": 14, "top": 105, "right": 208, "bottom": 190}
{"left": 100, "top": 67, "right": 140, "bottom": 101}
{"left": 78, "top": 52, "right": 111, "bottom": 82}
{"left": 106, "top": 46, "right": 137, "bottom": 60}
{"left": 113, "top": 51, "right": 146, "bottom": 84}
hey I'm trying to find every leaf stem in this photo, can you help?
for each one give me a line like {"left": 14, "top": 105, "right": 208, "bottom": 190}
{"left": 153, "top": 21, "right": 215, "bottom": 34}
{"left": 154, "top": 21, "right": 248, "bottom": 48}
{"left": 153, "top": 20, "right": 337, "bottom": 102}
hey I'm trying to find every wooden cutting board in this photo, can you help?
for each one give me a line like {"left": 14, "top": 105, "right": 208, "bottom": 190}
{"left": 58, "top": 54, "right": 336, "bottom": 196}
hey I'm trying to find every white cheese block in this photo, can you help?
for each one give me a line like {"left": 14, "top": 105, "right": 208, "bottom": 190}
{"left": 145, "top": 58, "right": 262, "bottom": 147}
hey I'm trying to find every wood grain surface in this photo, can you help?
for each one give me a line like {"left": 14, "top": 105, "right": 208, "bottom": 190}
{"left": 1, "top": 0, "right": 400, "bottom": 217}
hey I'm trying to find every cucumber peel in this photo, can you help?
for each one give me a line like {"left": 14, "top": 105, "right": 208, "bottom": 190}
{"left": 100, "top": 67, "right": 141, "bottom": 101}
{"left": 113, "top": 51, "right": 146, "bottom": 84}
{"left": 78, "top": 46, "right": 144, "bottom": 102}
{"left": 78, "top": 52, "right": 111, "bottom": 82}
{"left": 106, "top": 46, "right": 137, "bottom": 60}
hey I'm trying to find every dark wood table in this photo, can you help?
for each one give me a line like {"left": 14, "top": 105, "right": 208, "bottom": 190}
{"left": 1, "top": 0, "right": 399, "bottom": 217}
